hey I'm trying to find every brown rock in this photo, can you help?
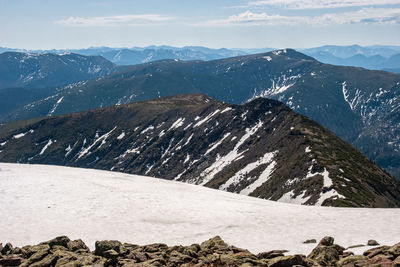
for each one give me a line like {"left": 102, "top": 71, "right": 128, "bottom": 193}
{"left": 257, "top": 250, "right": 289, "bottom": 259}
{"left": 318, "top": 236, "right": 334, "bottom": 246}
{"left": 336, "top": 255, "right": 369, "bottom": 266}
{"left": 308, "top": 241, "right": 344, "bottom": 266}
{"left": 367, "top": 239, "right": 380, "bottom": 246}
{"left": 95, "top": 240, "right": 127, "bottom": 257}
{"left": 43, "top": 235, "right": 71, "bottom": 248}
{"left": 67, "top": 239, "right": 90, "bottom": 252}
{"left": 29, "top": 253, "right": 57, "bottom": 267}
{"left": 363, "top": 245, "right": 391, "bottom": 258}
{"left": 268, "top": 254, "right": 310, "bottom": 267}
{"left": 303, "top": 239, "right": 317, "bottom": 244}
{"left": 1, "top": 243, "right": 13, "bottom": 255}
{"left": 388, "top": 242, "right": 400, "bottom": 257}
{"left": 0, "top": 255, "right": 24, "bottom": 266}
{"left": 20, "top": 244, "right": 50, "bottom": 258}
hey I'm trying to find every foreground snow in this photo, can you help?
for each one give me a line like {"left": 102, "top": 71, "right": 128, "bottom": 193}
{"left": 1, "top": 163, "right": 399, "bottom": 255}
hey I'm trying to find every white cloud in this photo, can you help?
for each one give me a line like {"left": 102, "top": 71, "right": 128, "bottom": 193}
{"left": 55, "top": 14, "right": 174, "bottom": 27}
{"left": 248, "top": 0, "right": 400, "bottom": 9}
{"left": 203, "top": 8, "right": 400, "bottom": 26}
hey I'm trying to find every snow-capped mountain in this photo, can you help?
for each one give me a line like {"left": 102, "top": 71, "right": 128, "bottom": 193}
{"left": 1, "top": 94, "right": 399, "bottom": 207}
{"left": 0, "top": 52, "right": 116, "bottom": 89}
{"left": 2, "top": 49, "right": 399, "bottom": 179}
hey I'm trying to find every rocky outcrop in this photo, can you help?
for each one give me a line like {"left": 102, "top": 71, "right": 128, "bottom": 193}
{"left": 1, "top": 236, "right": 400, "bottom": 266}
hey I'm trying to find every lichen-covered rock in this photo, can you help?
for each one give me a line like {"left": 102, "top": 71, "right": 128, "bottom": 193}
{"left": 0, "top": 254, "right": 25, "bottom": 266}
{"left": 257, "top": 250, "right": 289, "bottom": 260}
{"left": 43, "top": 235, "right": 71, "bottom": 248}
{"left": 20, "top": 244, "right": 50, "bottom": 258}
{"left": 318, "top": 236, "right": 334, "bottom": 246}
{"left": 268, "top": 254, "right": 310, "bottom": 267}
{"left": 336, "top": 255, "right": 369, "bottom": 266}
{"left": 1, "top": 242, "right": 13, "bottom": 255}
{"left": 95, "top": 240, "right": 127, "bottom": 257}
{"left": 308, "top": 237, "right": 344, "bottom": 266}
{"left": 29, "top": 253, "right": 57, "bottom": 267}
{"left": 199, "top": 236, "right": 229, "bottom": 253}
{"left": 363, "top": 245, "right": 391, "bottom": 258}
{"left": 67, "top": 239, "right": 90, "bottom": 252}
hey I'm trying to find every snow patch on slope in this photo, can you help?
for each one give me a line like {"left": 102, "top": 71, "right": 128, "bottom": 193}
{"left": 198, "top": 121, "right": 263, "bottom": 185}
{"left": 2, "top": 163, "right": 400, "bottom": 255}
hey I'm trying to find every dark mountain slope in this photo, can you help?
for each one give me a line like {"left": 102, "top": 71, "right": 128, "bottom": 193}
{"left": 0, "top": 52, "right": 116, "bottom": 89}
{"left": 0, "top": 94, "right": 399, "bottom": 208}
{"left": 2, "top": 49, "right": 400, "bottom": 178}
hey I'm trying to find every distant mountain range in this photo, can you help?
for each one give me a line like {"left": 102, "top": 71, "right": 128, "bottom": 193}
{"left": 0, "top": 52, "right": 116, "bottom": 89}
{"left": 1, "top": 44, "right": 399, "bottom": 72}
{"left": 1, "top": 94, "right": 399, "bottom": 207}
{"left": 0, "top": 52, "right": 119, "bottom": 116}
{"left": 1, "top": 49, "right": 398, "bottom": 179}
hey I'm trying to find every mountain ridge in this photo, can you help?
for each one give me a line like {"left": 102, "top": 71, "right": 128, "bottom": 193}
{"left": 1, "top": 94, "right": 399, "bottom": 207}
{"left": 2, "top": 49, "right": 398, "bottom": 179}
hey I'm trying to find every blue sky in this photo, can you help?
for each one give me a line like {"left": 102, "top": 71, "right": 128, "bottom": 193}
{"left": 1, "top": 0, "right": 400, "bottom": 49}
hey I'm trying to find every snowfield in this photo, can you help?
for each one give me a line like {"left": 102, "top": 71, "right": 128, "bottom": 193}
{"left": 1, "top": 163, "right": 400, "bottom": 255}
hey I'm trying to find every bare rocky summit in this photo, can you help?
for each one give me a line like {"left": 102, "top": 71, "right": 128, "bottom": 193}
{"left": 1, "top": 236, "right": 399, "bottom": 266}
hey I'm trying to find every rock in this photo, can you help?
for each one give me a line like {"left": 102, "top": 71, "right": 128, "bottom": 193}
{"left": 318, "top": 236, "right": 334, "bottom": 246}
{"left": 257, "top": 250, "right": 289, "bottom": 259}
{"left": 28, "top": 249, "right": 50, "bottom": 263}
{"left": 95, "top": 240, "right": 127, "bottom": 257}
{"left": 67, "top": 239, "right": 90, "bottom": 252}
{"left": 142, "top": 243, "right": 168, "bottom": 253}
{"left": 363, "top": 245, "right": 391, "bottom": 258}
{"left": 303, "top": 239, "right": 317, "bottom": 244}
{"left": 268, "top": 254, "right": 310, "bottom": 267}
{"left": 367, "top": 239, "right": 380, "bottom": 246}
{"left": 44, "top": 235, "right": 71, "bottom": 248}
{"left": 103, "top": 249, "right": 119, "bottom": 259}
{"left": 346, "top": 245, "right": 365, "bottom": 250}
{"left": 336, "top": 255, "right": 369, "bottom": 266}
{"left": 342, "top": 251, "right": 355, "bottom": 257}
{"left": 20, "top": 244, "right": 50, "bottom": 258}
{"left": 388, "top": 242, "right": 400, "bottom": 257}
{"left": 308, "top": 239, "right": 344, "bottom": 266}
{"left": 1, "top": 242, "right": 13, "bottom": 255}
{"left": 0, "top": 255, "right": 24, "bottom": 266}
{"left": 169, "top": 250, "right": 194, "bottom": 265}
{"left": 29, "top": 253, "right": 57, "bottom": 267}
{"left": 200, "top": 236, "right": 229, "bottom": 252}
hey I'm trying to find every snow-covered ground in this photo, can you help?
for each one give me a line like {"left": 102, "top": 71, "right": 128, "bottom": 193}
{"left": 1, "top": 163, "right": 399, "bottom": 255}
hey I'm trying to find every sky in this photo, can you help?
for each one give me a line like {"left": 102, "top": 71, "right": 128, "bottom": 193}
{"left": 1, "top": 0, "right": 400, "bottom": 49}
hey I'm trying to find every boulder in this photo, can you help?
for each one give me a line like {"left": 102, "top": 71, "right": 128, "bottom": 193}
{"left": 200, "top": 236, "right": 229, "bottom": 252}
{"left": 257, "top": 250, "right": 289, "bottom": 259}
{"left": 20, "top": 244, "right": 50, "bottom": 258}
{"left": 363, "top": 245, "right": 391, "bottom": 258}
{"left": 308, "top": 237, "right": 344, "bottom": 266}
{"left": 67, "top": 239, "right": 90, "bottom": 252}
{"left": 1, "top": 242, "right": 13, "bottom": 255}
{"left": 367, "top": 239, "right": 380, "bottom": 246}
{"left": 29, "top": 253, "right": 57, "bottom": 267}
{"left": 268, "top": 254, "right": 310, "bottom": 267}
{"left": 303, "top": 239, "right": 317, "bottom": 244}
{"left": 43, "top": 236, "right": 71, "bottom": 248}
{"left": 0, "top": 255, "right": 24, "bottom": 266}
{"left": 318, "top": 236, "right": 334, "bottom": 246}
{"left": 388, "top": 242, "right": 400, "bottom": 258}
{"left": 95, "top": 240, "right": 127, "bottom": 257}
{"left": 336, "top": 255, "right": 369, "bottom": 266}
